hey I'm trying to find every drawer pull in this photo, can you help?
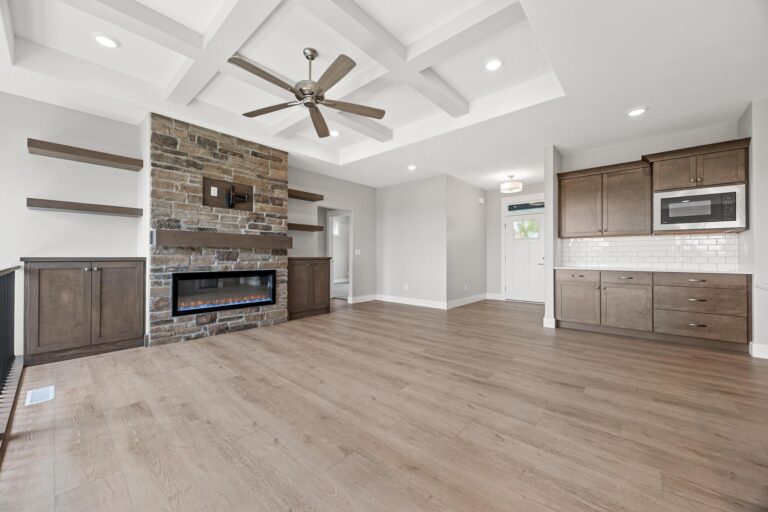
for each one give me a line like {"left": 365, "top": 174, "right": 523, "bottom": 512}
{"left": 571, "top": 274, "right": 585, "bottom": 278}
{"left": 688, "top": 323, "right": 707, "bottom": 328}
{"left": 688, "top": 298, "right": 706, "bottom": 302}
{"left": 618, "top": 276, "right": 634, "bottom": 280}
{"left": 688, "top": 278, "right": 706, "bottom": 282}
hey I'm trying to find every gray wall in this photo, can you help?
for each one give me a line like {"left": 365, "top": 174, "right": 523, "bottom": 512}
{"left": 447, "top": 176, "right": 487, "bottom": 302}
{"left": 0, "top": 92, "right": 142, "bottom": 354}
{"left": 377, "top": 176, "right": 447, "bottom": 303}
{"left": 288, "top": 167, "right": 377, "bottom": 299}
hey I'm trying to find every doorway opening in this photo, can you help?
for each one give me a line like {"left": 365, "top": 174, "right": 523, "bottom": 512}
{"left": 326, "top": 209, "right": 352, "bottom": 301}
{"left": 502, "top": 195, "right": 546, "bottom": 303}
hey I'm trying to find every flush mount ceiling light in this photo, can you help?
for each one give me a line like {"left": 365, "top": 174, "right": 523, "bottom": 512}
{"left": 407, "top": 164, "right": 416, "bottom": 171}
{"left": 92, "top": 33, "right": 121, "bottom": 49}
{"left": 330, "top": 129, "right": 340, "bottom": 137}
{"left": 500, "top": 175, "right": 523, "bottom": 194}
{"left": 485, "top": 58, "right": 503, "bottom": 71}
{"left": 626, "top": 106, "right": 648, "bottom": 117}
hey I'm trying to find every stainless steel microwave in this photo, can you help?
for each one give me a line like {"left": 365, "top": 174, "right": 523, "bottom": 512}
{"left": 653, "top": 184, "right": 747, "bottom": 232}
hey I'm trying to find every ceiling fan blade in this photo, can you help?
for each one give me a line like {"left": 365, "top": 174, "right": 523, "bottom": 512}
{"left": 228, "top": 55, "right": 297, "bottom": 95}
{"left": 243, "top": 101, "right": 299, "bottom": 118}
{"left": 309, "top": 106, "right": 330, "bottom": 138}
{"left": 315, "top": 54, "right": 356, "bottom": 95}
{"left": 321, "top": 99, "right": 385, "bottom": 120}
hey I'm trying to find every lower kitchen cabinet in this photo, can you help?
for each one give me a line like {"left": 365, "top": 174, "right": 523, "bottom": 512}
{"left": 288, "top": 257, "right": 331, "bottom": 320}
{"left": 555, "top": 269, "right": 751, "bottom": 350}
{"left": 24, "top": 258, "right": 145, "bottom": 365}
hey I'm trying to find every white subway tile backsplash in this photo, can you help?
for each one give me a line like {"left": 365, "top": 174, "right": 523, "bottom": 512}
{"left": 560, "top": 233, "right": 740, "bottom": 272}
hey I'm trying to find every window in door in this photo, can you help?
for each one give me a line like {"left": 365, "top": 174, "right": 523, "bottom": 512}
{"left": 510, "top": 219, "right": 540, "bottom": 239}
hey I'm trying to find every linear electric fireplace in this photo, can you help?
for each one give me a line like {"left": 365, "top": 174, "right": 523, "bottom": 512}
{"left": 172, "top": 270, "right": 276, "bottom": 316}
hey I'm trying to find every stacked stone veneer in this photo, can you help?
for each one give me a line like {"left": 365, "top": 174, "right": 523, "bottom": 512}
{"left": 148, "top": 113, "right": 289, "bottom": 345}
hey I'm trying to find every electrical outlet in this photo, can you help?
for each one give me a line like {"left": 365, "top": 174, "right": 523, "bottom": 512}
{"left": 210, "top": 186, "right": 218, "bottom": 197}
{"left": 464, "top": 283, "right": 468, "bottom": 291}
{"left": 404, "top": 284, "right": 409, "bottom": 291}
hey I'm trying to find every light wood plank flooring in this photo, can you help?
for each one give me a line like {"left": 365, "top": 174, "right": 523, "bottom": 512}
{"left": 2, "top": 300, "right": 768, "bottom": 511}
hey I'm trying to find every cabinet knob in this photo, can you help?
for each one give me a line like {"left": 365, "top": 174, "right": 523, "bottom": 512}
{"left": 697, "top": 177, "right": 703, "bottom": 182}
{"left": 83, "top": 267, "right": 90, "bottom": 272}
{"left": 595, "top": 286, "right": 601, "bottom": 290}
{"left": 93, "top": 267, "right": 99, "bottom": 271}
{"left": 689, "top": 178, "right": 696, "bottom": 183}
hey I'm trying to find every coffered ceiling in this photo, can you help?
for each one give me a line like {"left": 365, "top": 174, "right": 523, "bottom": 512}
{"left": 1, "top": 0, "right": 767, "bottom": 189}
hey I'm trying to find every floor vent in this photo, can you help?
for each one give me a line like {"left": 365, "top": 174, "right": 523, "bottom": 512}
{"left": 25, "top": 385, "right": 55, "bottom": 406}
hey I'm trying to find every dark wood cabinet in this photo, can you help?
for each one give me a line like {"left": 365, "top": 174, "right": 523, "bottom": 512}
{"left": 24, "top": 258, "right": 145, "bottom": 365}
{"left": 288, "top": 257, "right": 331, "bottom": 320}
{"left": 601, "top": 283, "right": 653, "bottom": 331}
{"left": 559, "top": 174, "right": 602, "bottom": 238}
{"left": 555, "top": 272, "right": 601, "bottom": 325}
{"left": 644, "top": 138, "right": 749, "bottom": 191}
{"left": 559, "top": 161, "right": 651, "bottom": 238}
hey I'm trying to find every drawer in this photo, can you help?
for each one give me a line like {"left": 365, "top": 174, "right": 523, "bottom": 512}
{"left": 601, "top": 271, "right": 652, "bottom": 285}
{"left": 556, "top": 270, "right": 600, "bottom": 283}
{"left": 654, "top": 286, "right": 747, "bottom": 316}
{"left": 653, "top": 310, "right": 748, "bottom": 343}
{"left": 653, "top": 272, "right": 747, "bottom": 289}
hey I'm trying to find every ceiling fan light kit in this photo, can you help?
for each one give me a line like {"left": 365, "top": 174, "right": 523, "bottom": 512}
{"left": 229, "top": 48, "right": 386, "bottom": 138}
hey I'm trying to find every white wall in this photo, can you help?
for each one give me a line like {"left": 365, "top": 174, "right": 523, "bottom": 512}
{"left": 287, "top": 166, "right": 377, "bottom": 299}
{"left": 486, "top": 182, "right": 546, "bottom": 297}
{"left": 446, "top": 176, "right": 487, "bottom": 303}
{"left": 377, "top": 176, "right": 447, "bottom": 305}
{"left": 747, "top": 97, "right": 768, "bottom": 356}
{"left": 0, "top": 92, "right": 143, "bottom": 354}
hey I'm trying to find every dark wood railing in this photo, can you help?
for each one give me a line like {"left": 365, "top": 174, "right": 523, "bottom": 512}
{"left": 0, "top": 265, "right": 20, "bottom": 445}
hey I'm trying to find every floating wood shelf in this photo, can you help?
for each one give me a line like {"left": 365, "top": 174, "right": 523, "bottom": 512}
{"left": 27, "top": 138, "right": 144, "bottom": 172}
{"left": 288, "top": 189, "right": 324, "bottom": 202}
{"left": 288, "top": 223, "right": 324, "bottom": 232}
{"left": 27, "top": 198, "right": 143, "bottom": 218}
{"left": 154, "top": 230, "right": 293, "bottom": 250}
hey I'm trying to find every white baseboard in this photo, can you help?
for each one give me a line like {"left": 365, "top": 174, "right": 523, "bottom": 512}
{"left": 750, "top": 343, "right": 768, "bottom": 359}
{"left": 347, "top": 294, "right": 376, "bottom": 304}
{"left": 485, "top": 293, "right": 505, "bottom": 301}
{"left": 446, "top": 294, "right": 487, "bottom": 309}
{"left": 375, "top": 294, "right": 447, "bottom": 309}
{"left": 542, "top": 317, "right": 556, "bottom": 329}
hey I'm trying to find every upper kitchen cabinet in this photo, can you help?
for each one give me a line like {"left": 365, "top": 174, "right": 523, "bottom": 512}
{"left": 559, "top": 161, "right": 651, "bottom": 238}
{"left": 644, "top": 138, "right": 750, "bottom": 191}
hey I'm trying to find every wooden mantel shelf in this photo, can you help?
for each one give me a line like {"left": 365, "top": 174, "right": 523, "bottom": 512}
{"left": 288, "top": 189, "right": 324, "bottom": 202}
{"left": 27, "top": 138, "right": 144, "bottom": 172}
{"left": 288, "top": 223, "right": 324, "bottom": 232}
{"left": 154, "top": 230, "right": 293, "bottom": 250}
{"left": 27, "top": 198, "right": 143, "bottom": 218}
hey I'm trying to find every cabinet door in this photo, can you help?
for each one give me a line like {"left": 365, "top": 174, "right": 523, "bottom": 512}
{"left": 91, "top": 261, "right": 144, "bottom": 345}
{"left": 601, "top": 284, "right": 653, "bottom": 331}
{"left": 602, "top": 168, "right": 651, "bottom": 236}
{"left": 26, "top": 262, "right": 92, "bottom": 354}
{"left": 652, "top": 156, "right": 696, "bottom": 191}
{"left": 696, "top": 149, "right": 746, "bottom": 187}
{"left": 288, "top": 261, "right": 310, "bottom": 314}
{"left": 310, "top": 261, "right": 331, "bottom": 310}
{"left": 559, "top": 175, "right": 603, "bottom": 238}
{"left": 555, "top": 281, "right": 601, "bottom": 325}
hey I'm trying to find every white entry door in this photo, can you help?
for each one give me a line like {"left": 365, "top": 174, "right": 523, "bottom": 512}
{"left": 504, "top": 214, "right": 545, "bottom": 302}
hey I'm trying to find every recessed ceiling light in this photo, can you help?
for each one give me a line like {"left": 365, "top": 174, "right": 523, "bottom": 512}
{"left": 92, "top": 33, "right": 121, "bottom": 49}
{"left": 407, "top": 164, "right": 416, "bottom": 171}
{"left": 485, "top": 58, "right": 503, "bottom": 71}
{"left": 626, "top": 106, "right": 648, "bottom": 117}
{"left": 330, "top": 130, "right": 340, "bottom": 137}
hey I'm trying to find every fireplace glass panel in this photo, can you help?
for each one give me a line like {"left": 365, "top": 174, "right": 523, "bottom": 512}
{"left": 172, "top": 270, "right": 275, "bottom": 316}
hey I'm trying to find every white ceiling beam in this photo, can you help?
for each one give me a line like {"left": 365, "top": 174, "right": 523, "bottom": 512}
{"left": 61, "top": 0, "right": 202, "bottom": 58}
{"left": 0, "top": 0, "right": 14, "bottom": 65}
{"left": 222, "top": 58, "right": 295, "bottom": 98}
{"left": 406, "top": 0, "right": 526, "bottom": 71}
{"left": 165, "top": 0, "right": 283, "bottom": 105}
{"left": 333, "top": 112, "right": 392, "bottom": 142}
{"left": 407, "top": 68, "right": 468, "bottom": 117}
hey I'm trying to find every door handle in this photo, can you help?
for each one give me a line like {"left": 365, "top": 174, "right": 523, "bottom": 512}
{"left": 688, "top": 323, "right": 707, "bottom": 328}
{"left": 688, "top": 298, "right": 706, "bottom": 302}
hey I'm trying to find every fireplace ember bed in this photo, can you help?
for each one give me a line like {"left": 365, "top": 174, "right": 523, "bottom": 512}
{"left": 172, "top": 270, "right": 276, "bottom": 316}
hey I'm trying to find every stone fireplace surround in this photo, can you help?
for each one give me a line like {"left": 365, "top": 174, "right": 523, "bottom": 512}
{"left": 148, "top": 114, "right": 289, "bottom": 345}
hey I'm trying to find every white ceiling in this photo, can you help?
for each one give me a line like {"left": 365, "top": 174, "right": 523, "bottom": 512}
{"left": 1, "top": 0, "right": 767, "bottom": 190}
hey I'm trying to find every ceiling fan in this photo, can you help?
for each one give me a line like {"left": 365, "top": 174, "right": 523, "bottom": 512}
{"left": 228, "top": 48, "right": 385, "bottom": 138}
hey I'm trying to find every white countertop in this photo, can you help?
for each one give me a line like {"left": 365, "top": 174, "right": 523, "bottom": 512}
{"left": 554, "top": 266, "right": 752, "bottom": 275}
